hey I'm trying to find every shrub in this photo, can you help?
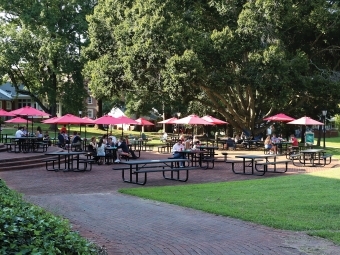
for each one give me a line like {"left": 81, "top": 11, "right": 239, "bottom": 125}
{"left": 0, "top": 180, "right": 105, "bottom": 254}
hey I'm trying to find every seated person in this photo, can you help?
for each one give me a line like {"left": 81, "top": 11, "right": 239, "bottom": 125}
{"left": 115, "top": 138, "right": 138, "bottom": 163}
{"left": 57, "top": 131, "right": 66, "bottom": 148}
{"left": 270, "top": 134, "right": 280, "bottom": 154}
{"left": 108, "top": 133, "right": 117, "bottom": 145}
{"left": 226, "top": 137, "right": 236, "bottom": 150}
{"left": 71, "top": 131, "right": 82, "bottom": 151}
{"left": 96, "top": 138, "right": 106, "bottom": 165}
{"left": 43, "top": 131, "right": 52, "bottom": 146}
{"left": 288, "top": 134, "right": 299, "bottom": 153}
{"left": 192, "top": 140, "right": 201, "bottom": 150}
{"left": 264, "top": 135, "right": 275, "bottom": 154}
{"left": 172, "top": 139, "right": 186, "bottom": 167}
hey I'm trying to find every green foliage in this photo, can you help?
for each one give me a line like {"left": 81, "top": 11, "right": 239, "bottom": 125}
{"left": 84, "top": 0, "right": 340, "bottom": 134}
{"left": 0, "top": 180, "right": 103, "bottom": 254}
{"left": 120, "top": 169, "right": 340, "bottom": 245}
{"left": 0, "top": 0, "right": 95, "bottom": 116}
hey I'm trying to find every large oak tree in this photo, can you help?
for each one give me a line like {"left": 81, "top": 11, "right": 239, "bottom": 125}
{"left": 84, "top": 0, "right": 340, "bottom": 134}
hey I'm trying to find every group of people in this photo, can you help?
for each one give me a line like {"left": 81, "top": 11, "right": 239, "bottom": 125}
{"left": 171, "top": 136, "right": 203, "bottom": 167}
{"left": 264, "top": 133, "right": 298, "bottom": 154}
{"left": 88, "top": 133, "right": 138, "bottom": 165}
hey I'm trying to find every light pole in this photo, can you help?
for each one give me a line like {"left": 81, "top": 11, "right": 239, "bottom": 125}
{"left": 79, "top": 110, "right": 82, "bottom": 135}
{"left": 322, "top": 110, "right": 327, "bottom": 148}
{"left": 177, "top": 112, "right": 181, "bottom": 138}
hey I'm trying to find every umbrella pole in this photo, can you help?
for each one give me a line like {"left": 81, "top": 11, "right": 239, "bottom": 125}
{"left": 121, "top": 124, "right": 123, "bottom": 137}
{"left": 31, "top": 116, "right": 34, "bottom": 134}
{"left": 68, "top": 124, "right": 70, "bottom": 152}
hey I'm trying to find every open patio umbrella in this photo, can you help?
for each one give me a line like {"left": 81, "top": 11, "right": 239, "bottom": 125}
{"left": 5, "top": 117, "right": 32, "bottom": 129}
{"left": 173, "top": 114, "right": 214, "bottom": 137}
{"left": 9, "top": 106, "right": 50, "bottom": 134}
{"left": 287, "top": 116, "right": 324, "bottom": 126}
{"left": 115, "top": 116, "right": 138, "bottom": 136}
{"left": 135, "top": 117, "right": 154, "bottom": 138}
{"left": 48, "top": 114, "right": 89, "bottom": 152}
{"left": 263, "top": 113, "right": 295, "bottom": 122}
{"left": 42, "top": 117, "right": 60, "bottom": 140}
{"left": 0, "top": 109, "right": 15, "bottom": 142}
{"left": 201, "top": 115, "right": 228, "bottom": 125}
{"left": 158, "top": 117, "right": 178, "bottom": 124}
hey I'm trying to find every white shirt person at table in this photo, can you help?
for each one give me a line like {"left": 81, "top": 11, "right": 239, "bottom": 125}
{"left": 172, "top": 139, "right": 186, "bottom": 167}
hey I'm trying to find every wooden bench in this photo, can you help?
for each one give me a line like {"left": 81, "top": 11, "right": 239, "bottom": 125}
{"left": 255, "top": 160, "right": 291, "bottom": 174}
{"left": 321, "top": 154, "right": 332, "bottom": 165}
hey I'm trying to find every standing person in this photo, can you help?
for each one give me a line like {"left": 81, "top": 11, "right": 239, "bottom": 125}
{"left": 96, "top": 138, "right": 106, "bottom": 165}
{"left": 172, "top": 139, "right": 186, "bottom": 167}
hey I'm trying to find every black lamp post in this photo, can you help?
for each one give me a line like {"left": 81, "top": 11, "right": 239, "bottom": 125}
{"left": 79, "top": 110, "right": 82, "bottom": 135}
{"left": 322, "top": 110, "right": 327, "bottom": 148}
{"left": 177, "top": 112, "right": 181, "bottom": 138}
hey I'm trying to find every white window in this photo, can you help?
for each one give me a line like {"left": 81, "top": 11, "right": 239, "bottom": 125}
{"left": 18, "top": 99, "right": 32, "bottom": 108}
{"left": 87, "top": 97, "right": 93, "bottom": 104}
{"left": 6, "top": 101, "right": 11, "bottom": 110}
{"left": 87, "top": 109, "right": 93, "bottom": 118}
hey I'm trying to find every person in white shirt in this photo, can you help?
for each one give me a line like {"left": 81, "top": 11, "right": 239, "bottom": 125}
{"left": 172, "top": 139, "right": 186, "bottom": 167}
{"left": 15, "top": 127, "right": 24, "bottom": 138}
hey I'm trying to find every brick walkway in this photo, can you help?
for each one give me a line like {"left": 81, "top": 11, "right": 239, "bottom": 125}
{"left": 1, "top": 148, "right": 340, "bottom": 255}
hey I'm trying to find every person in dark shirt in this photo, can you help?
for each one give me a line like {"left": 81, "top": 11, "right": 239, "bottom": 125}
{"left": 57, "top": 131, "right": 65, "bottom": 148}
{"left": 115, "top": 138, "right": 138, "bottom": 163}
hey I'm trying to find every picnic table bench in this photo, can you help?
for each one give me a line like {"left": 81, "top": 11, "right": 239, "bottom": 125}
{"left": 113, "top": 158, "right": 198, "bottom": 185}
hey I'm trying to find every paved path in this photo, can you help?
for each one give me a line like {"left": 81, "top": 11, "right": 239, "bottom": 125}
{"left": 1, "top": 149, "right": 340, "bottom": 254}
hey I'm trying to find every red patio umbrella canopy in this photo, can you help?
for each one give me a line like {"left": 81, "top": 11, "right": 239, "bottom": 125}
{"left": 9, "top": 106, "right": 50, "bottom": 117}
{"left": 115, "top": 116, "right": 138, "bottom": 125}
{"left": 49, "top": 114, "right": 88, "bottom": 124}
{"left": 0, "top": 109, "right": 15, "bottom": 117}
{"left": 173, "top": 114, "right": 214, "bottom": 125}
{"left": 135, "top": 117, "right": 154, "bottom": 126}
{"left": 82, "top": 117, "right": 95, "bottom": 124}
{"left": 158, "top": 117, "right": 178, "bottom": 124}
{"left": 94, "top": 115, "right": 121, "bottom": 125}
{"left": 287, "top": 116, "right": 324, "bottom": 125}
{"left": 201, "top": 115, "right": 228, "bottom": 125}
{"left": 263, "top": 113, "right": 295, "bottom": 122}
{"left": 5, "top": 117, "right": 32, "bottom": 124}
{"left": 42, "top": 116, "right": 60, "bottom": 124}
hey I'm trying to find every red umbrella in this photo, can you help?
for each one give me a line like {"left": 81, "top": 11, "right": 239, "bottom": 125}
{"left": 287, "top": 116, "right": 324, "bottom": 125}
{"left": 135, "top": 117, "right": 154, "bottom": 126}
{"left": 0, "top": 109, "right": 15, "bottom": 117}
{"left": 94, "top": 115, "right": 121, "bottom": 125}
{"left": 158, "top": 117, "right": 178, "bottom": 124}
{"left": 5, "top": 117, "right": 32, "bottom": 124}
{"left": 263, "top": 113, "right": 295, "bottom": 122}
{"left": 42, "top": 116, "right": 60, "bottom": 124}
{"left": 50, "top": 114, "right": 88, "bottom": 124}
{"left": 9, "top": 106, "right": 50, "bottom": 117}
{"left": 9, "top": 106, "right": 50, "bottom": 134}
{"left": 135, "top": 117, "right": 154, "bottom": 137}
{"left": 173, "top": 114, "right": 213, "bottom": 125}
{"left": 201, "top": 115, "right": 228, "bottom": 125}
{"left": 82, "top": 117, "right": 95, "bottom": 124}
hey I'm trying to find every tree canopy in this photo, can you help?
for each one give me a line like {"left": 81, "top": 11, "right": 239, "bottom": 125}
{"left": 0, "top": 0, "right": 96, "bottom": 116}
{"left": 84, "top": 0, "right": 340, "bottom": 134}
